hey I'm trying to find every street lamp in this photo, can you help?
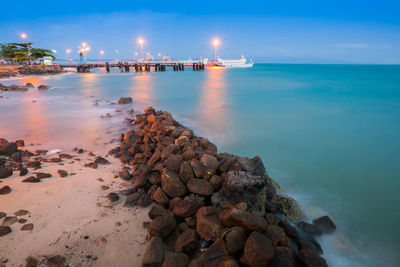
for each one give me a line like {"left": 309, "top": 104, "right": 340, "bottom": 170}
{"left": 78, "top": 42, "right": 90, "bottom": 64}
{"left": 65, "top": 49, "right": 72, "bottom": 60}
{"left": 100, "top": 50, "right": 104, "bottom": 59}
{"left": 212, "top": 38, "right": 220, "bottom": 62}
{"left": 138, "top": 38, "right": 144, "bottom": 61}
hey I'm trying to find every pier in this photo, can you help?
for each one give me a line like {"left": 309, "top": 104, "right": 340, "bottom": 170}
{"left": 57, "top": 60, "right": 205, "bottom": 73}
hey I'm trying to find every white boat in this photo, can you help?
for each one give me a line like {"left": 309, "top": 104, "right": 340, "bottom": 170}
{"left": 217, "top": 54, "right": 254, "bottom": 68}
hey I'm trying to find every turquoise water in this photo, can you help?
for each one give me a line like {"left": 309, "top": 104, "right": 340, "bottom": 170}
{"left": 1, "top": 64, "right": 399, "bottom": 266}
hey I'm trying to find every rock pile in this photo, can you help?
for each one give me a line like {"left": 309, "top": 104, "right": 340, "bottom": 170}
{"left": 109, "top": 107, "right": 335, "bottom": 267}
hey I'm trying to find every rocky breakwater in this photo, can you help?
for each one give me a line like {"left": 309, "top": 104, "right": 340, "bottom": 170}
{"left": 108, "top": 106, "right": 337, "bottom": 267}
{"left": 0, "top": 65, "right": 64, "bottom": 79}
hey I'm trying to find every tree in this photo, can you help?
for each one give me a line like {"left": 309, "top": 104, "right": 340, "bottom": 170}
{"left": 30, "top": 48, "right": 55, "bottom": 59}
{"left": 0, "top": 42, "right": 55, "bottom": 62}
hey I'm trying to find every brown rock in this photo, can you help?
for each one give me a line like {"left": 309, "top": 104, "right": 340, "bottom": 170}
{"left": 2, "top": 216, "right": 17, "bottom": 226}
{"left": 219, "top": 208, "right": 268, "bottom": 232}
{"left": 119, "top": 169, "right": 132, "bottom": 180}
{"left": 26, "top": 161, "right": 41, "bottom": 168}
{"left": 200, "top": 154, "right": 219, "bottom": 179}
{"left": 149, "top": 204, "right": 171, "bottom": 219}
{"left": 0, "top": 212, "right": 5, "bottom": 219}
{"left": 244, "top": 231, "right": 275, "bottom": 267}
{"left": 164, "top": 154, "right": 183, "bottom": 172}
{"left": 0, "top": 185, "right": 11, "bottom": 195}
{"left": 265, "top": 225, "right": 289, "bottom": 247}
{"left": 147, "top": 172, "right": 161, "bottom": 185}
{"left": 173, "top": 199, "right": 203, "bottom": 218}
{"left": 147, "top": 150, "right": 161, "bottom": 167}
{"left": 124, "top": 192, "right": 141, "bottom": 207}
{"left": 14, "top": 209, "right": 29, "bottom": 216}
{"left": 298, "top": 249, "right": 328, "bottom": 267}
{"left": 162, "top": 253, "right": 189, "bottom": 267}
{"left": 312, "top": 216, "right": 336, "bottom": 234}
{"left": 268, "top": 247, "right": 297, "bottom": 267}
{"left": 47, "top": 255, "right": 65, "bottom": 266}
{"left": 21, "top": 223, "right": 34, "bottom": 231}
{"left": 0, "top": 167, "right": 12, "bottom": 178}
{"left": 152, "top": 187, "right": 170, "bottom": 206}
{"left": 35, "top": 172, "right": 51, "bottom": 179}
{"left": 25, "top": 256, "right": 39, "bottom": 267}
{"left": 225, "top": 227, "right": 247, "bottom": 253}
{"left": 57, "top": 170, "right": 68, "bottom": 177}
{"left": 0, "top": 142, "right": 17, "bottom": 156}
{"left": 161, "top": 169, "right": 187, "bottom": 198}
{"left": 107, "top": 192, "right": 119, "bottom": 202}
{"left": 175, "top": 136, "right": 190, "bottom": 147}
{"left": 161, "top": 144, "right": 179, "bottom": 160}
{"left": 202, "top": 238, "right": 239, "bottom": 267}
{"left": 138, "top": 193, "right": 152, "bottom": 207}
{"left": 15, "top": 139, "right": 25, "bottom": 147}
{"left": 182, "top": 148, "right": 196, "bottom": 161}
{"left": 209, "top": 175, "right": 222, "bottom": 190}
{"left": 195, "top": 206, "right": 223, "bottom": 241}
{"left": 19, "top": 168, "right": 28, "bottom": 176}
{"left": 133, "top": 175, "right": 147, "bottom": 189}
{"left": 147, "top": 215, "right": 177, "bottom": 238}
{"left": 179, "top": 161, "right": 194, "bottom": 184}
{"left": 0, "top": 225, "right": 11, "bottom": 236}
{"left": 189, "top": 159, "right": 203, "bottom": 178}
{"left": 187, "top": 178, "right": 213, "bottom": 196}
{"left": 142, "top": 236, "right": 165, "bottom": 267}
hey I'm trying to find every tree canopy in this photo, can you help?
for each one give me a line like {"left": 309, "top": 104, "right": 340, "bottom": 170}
{"left": 0, "top": 42, "right": 55, "bottom": 62}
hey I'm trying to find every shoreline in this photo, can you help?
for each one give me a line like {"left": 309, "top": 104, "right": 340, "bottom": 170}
{"left": 0, "top": 65, "right": 64, "bottom": 79}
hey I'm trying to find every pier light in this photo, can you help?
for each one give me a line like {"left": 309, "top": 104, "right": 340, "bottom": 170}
{"left": 100, "top": 50, "right": 104, "bottom": 55}
{"left": 137, "top": 37, "right": 145, "bottom": 61}
{"left": 115, "top": 49, "right": 119, "bottom": 53}
{"left": 65, "top": 49, "right": 72, "bottom": 60}
{"left": 212, "top": 38, "right": 220, "bottom": 61}
{"left": 20, "top": 33, "right": 28, "bottom": 40}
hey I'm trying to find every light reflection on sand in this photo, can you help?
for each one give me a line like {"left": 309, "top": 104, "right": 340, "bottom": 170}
{"left": 130, "top": 73, "right": 154, "bottom": 108}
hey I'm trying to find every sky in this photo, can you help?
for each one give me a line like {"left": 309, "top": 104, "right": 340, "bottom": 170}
{"left": 1, "top": 0, "right": 400, "bottom": 64}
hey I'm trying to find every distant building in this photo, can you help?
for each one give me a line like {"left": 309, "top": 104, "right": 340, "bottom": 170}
{"left": 38, "top": 56, "right": 53, "bottom": 65}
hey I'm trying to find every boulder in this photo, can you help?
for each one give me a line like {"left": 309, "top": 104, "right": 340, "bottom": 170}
{"left": 22, "top": 176, "right": 41, "bottom": 183}
{"left": 312, "top": 216, "right": 336, "bottom": 234}
{"left": 173, "top": 199, "right": 202, "bottom": 218}
{"left": 142, "top": 236, "right": 164, "bottom": 267}
{"left": 179, "top": 161, "right": 194, "bottom": 184}
{"left": 149, "top": 204, "right": 171, "bottom": 219}
{"left": 0, "top": 142, "right": 17, "bottom": 156}
{"left": 0, "top": 226, "right": 11, "bottom": 236}
{"left": 200, "top": 154, "right": 219, "bottom": 179}
{"left": 219, "top": 170, "right": 267, "bottom": 216}
{"left": 189, "top": 159, "right": 203, "bottom": 178}
{"left": 21, "top": 223, "right": 34, "bottom": 231}
{"left": 119, "top": 169, "right": 132, "bottom": 180}
{"left": 271, "top": 194, "right": 305, "bottom": 223}
{"left": 162, "top": 253, "right": 189, "bottom": 267}
{"left": 161, "top": 169, "right": 187, "bottom": 198}
{"left": 118, "top": 97, "right": 133, "bottom": 104}
{"left": 244, "top": 231, "right": 275, "bottom": 267}
{"left": 15, "top": 140, "right": 24, "bottom": 147}
{"left": 161, "top": 144, "right": 179, "bottom": 160}
{"left": 175, "top": 229, "right": 198, "bottom": 254}
{"left": 164, "top": 154, "right": 183, "bottom": 172}
{"left": 0, "top": 167, "right": 13, "bottom": 179}
{"left": 196, "top": 206, "right": 224, "bottom": 241}
{"left": 147, "top": 150, "right": 161, "bottom": 167}
{"left": 298, "top": 249, "right": 328, "bottom": 267}
{"left": 124, "top": 192, "right": 141, "bottom": 207}
{"left": 265, "top": 225, "right": 289, "bottom": 247}
{"left": 187, "top": 178, "right": 213, "bottom": 196}
{"left": 37, "top": 85, "right": 49, "bottom": 90}
{"left": 148, "top": 172, "right": 161, "bottom": 185}
{"left": 297, "top": 221, "right": 322, "bottom": 236}
{"left": 175, "top": 136, "right": 190, "bottom": 147}
{"left": 94, "top": 156, "right": 110, "bottom": 165}
{"left": 152, "top": 187, "right": 170, "bottom": 206}
{"left": 202, "top": 238, "right": 239, "bottom": 267}
{"left": 147, "top": 215, "right": 177, "bottom": 238}
{"left": 225, "top": 227, "right": 247, "bottom": 253}
{"left": 1, "top": 216, "right": 17, "bottom": 226}
{"left": 0, "top": 185, "right": 11, "bottom": 195}
{"left": 268, "top": 247, "right": 297, "bottom": 267}
{"left": 107, "top": 192, "right": 120, "bottom": 202}
{"left": 219, "top": 208, "right": 268, "bottom": 232}
{"left": 57, "top": 170, "right": 68, "bottom": 177}
{"left": 209, "top": 175, "right": 222, "bottom": 190}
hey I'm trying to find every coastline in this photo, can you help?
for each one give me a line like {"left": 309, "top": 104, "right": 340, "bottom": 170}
{"left": 0, "top": 65, "right": 63, "bottom": 79}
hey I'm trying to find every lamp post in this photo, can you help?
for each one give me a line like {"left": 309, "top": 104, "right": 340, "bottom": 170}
{"left": 78, "top": 42, "right": 90, "bottom": 64}
{"left": 212, "top": 39, "right": 220, "bottom": 62}
{"left": 20, "top": 33, "right": 31, "bottom": 64}
{"left": 138, "top": 38, "right": 144, "bottom": 61}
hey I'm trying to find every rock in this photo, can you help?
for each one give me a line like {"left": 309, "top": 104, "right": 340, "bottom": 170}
{"left": 101, "top": 185, "right": 109, "bottom": 190}
{"left": 15, "top": 140, "right": 25, "bottom": 147}
{"left": 161, "top": 169, "right": 187, "bottom": 198}
{"left": 152, "top": 187, "right": 170, "bottom": 206}
{"left": 21, "top": 223, "right": 34, "bottom": 231}
{"left": 94, "top": 156, "right": 110, "bottom": 165}
{"left": 147, "top": 172, "right": 161, "bottom": 185}
{"left": 219, "top": 170, "right": 267, "bottom": 216}
{"left": 189, "top": 258, "right": 204, "bottom": 267}
{"left": 0, "top": 142, "right": 18, "bottom": 156}
{"left": 271, "top": 195, "right": 304, "bottom": 223}
{"left": 35, "top": 172, "right": 52, "bottom": 179}
{"left": 179, "top": 161, "right": 194, "bottom": 183}
{"left": 14, "top": 209, "right": 29, "bottom": 216}
{"left": 0, "top": 185, "right": 11, "bottom": 195}
{"left": 37, "top": 85, "right": 49, "bottom": 90}
{"left": 133, "top": 175, "right": 147, "bottom": 189}
{"left": 138, "top": 193, "right": 152, "bottom": 207}
{"left": 147, "top": 215, "right": 177, "bottom": 238}
{"left": 20, "top": 168, "right": 28, "bottom": 176}
{"left": 312, "top": 216, "right": 336, "bottom": 234}
{"left": 118, "top": 97, "right": 133, "bottom": 104}
{"left": 0, "top": 226, "right": 11, "bottom": 236}
{"left": 27, "top": 161, "right": 41, "bottom": 168}
{"left": 164, "top": 154, "right": 183, "bottom": 172}
{"left": 182, "top": 148, "right": 196, "bottom": 161}
{"left": 200, "top": 154, "right": 219, "bottom": 179}
{"left": 219, "top": 208, "right": 268, "bottom": 232}
{"left": 175, "top": 229, "right": 198, "bottom": 255}
{"left": 187, "top": 178, "right": 213, "bottom": 196}
{"left": 57, "top": 170, "right": 68, "bottom": 177}
{"left": 225, "top": 227, "right": 247, "bottom": 253}
{"left": 84, "top": 162, "right": 98, "bottom": 169}
{"left": 189, "top": 159, "right": 203, "bottom": 178}
{"left": 22, "top": 176, "right": 41, "bottom": 183}
{"left": 25, "top": 83, "right": 35, "bottom": 88}
{"left": 268, "top": 247, "right": 297, "bottom": 267}
{"left": 149, "top": 204, "right": 171, "bottom": 219}
{"left": 244, "top": 231, "right": 275, "bottom": 267}
{"left": 25, "top": 256, "right": 38, "bottom": 267}
{"left": 47, "top": 255, "right": 65, "bottom": 266}
{"left": 196, "top": 206, "right": 223, "bottom": 241}
{"left": 107, "top": 192, "right": 119, "bottom": 202}
{"left": 50, "top": 157, "right": 61, "bottom": 163}
{"left": 173, "top": 199, "right": 202, "bottom": 218}
{"left": 202, "top": 238, "right": 239, "bottom": 267}
{"left": 298, "top": 249, "right": 328, "bottom": 267}
{"left": 0, "top": 167, "right": 12, "bottom": 178}
{"left": 297, "top": 221, "right": 322, "bottom": 236}
{"left": 209, "top": 175, "right": 222, "bottom": 190}
{"left": 278, "top": 220, "right": 298, "bottom": 238}
{"left": 119, "top": 169, "right": 132, "bottom": 180}
{"left": 142, "top": 236, "right": 164, "bottom": 267}
{"left": 18, "top": 218, "right": 27, "bottom": 223}
{"left": 175, "top": 136, "right": 190, "bottom": 147}
{"left": 265, "top": 225, "right": 289, "bottom": 247}
{"left": 0, "top": 212, "right": 5, "bottom": 219}
{"left": 147, "top": 150, "right": 161, "bottom": 167}
{"left": 124, "top": 192, "right": 141, "bottom": 207}
{"left": 162, "top": 253, "right": 189, "bottom": 267}
{"left": 1, "top": 216, "right": 17, "bottom": 226}
{"left": 161, "top": 144, "right": 179, "bottom": 160}
{"left": 59, "top": 153, "right": 73, "bottom": 159}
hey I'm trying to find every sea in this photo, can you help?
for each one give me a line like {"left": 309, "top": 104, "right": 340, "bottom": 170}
{"left": 1, "top": 64, "right": 399, "bottom": 266}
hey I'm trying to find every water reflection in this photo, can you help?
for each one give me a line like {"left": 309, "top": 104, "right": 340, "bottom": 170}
{"left": 130, "top": 73, "right": 154, "bottom": 107}
{"left": 197, "top": 68, "right": 231, "bottom": 138}
{"left": 19, "top": 76, "right": 45, "bottom": 87}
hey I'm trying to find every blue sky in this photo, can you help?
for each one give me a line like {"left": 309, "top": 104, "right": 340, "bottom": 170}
{"left": 1, "top": 0, "right": 400, "bottom": 63}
